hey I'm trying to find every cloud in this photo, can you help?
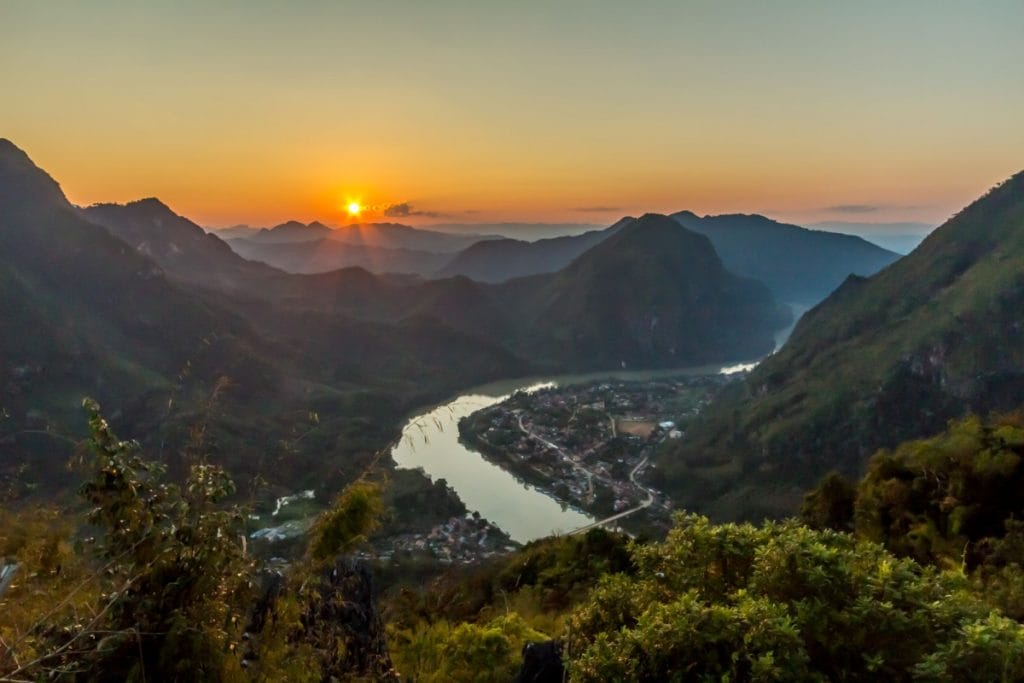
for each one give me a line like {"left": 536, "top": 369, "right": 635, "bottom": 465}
{"left": 573, "top": 205, "right": 623, "bottom": 213}
{"left": 824, "top": 204, "right": 882, "bottom": 214}
{"left": 383, "top": 202, "right": 445, "bottom": 219}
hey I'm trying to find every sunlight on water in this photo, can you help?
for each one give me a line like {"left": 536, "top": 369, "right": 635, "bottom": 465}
{"left": 390, "top": 302, "right": 815, "bottom": 543}
{"left": 391, "top": 390, "right": 594, "bottom": 543}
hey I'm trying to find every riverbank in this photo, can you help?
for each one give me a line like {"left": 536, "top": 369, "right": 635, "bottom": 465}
{"left": 457, "top": 375, "right": 741, "bottom": 536}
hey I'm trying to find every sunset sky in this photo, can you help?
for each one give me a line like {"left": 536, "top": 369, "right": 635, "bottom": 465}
{"left": 2, "top": 1, "right": 1022, "bottom": 230}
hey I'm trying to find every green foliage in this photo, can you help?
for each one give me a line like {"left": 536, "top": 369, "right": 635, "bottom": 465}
{"left": 1, "top": 399, "right": 394, "bottom": 682}
{"left": 799, "top": 470, "right": 856, "bottom": 531}
{"left": 855, "top": 413, "right": 1024, "bottom": 569}
{"left": 913, "top": 613, "right": 1024, "bottom": 682}
{"left": 307, "top": 480, "right": 382, "bottom": 563}
{"left": 0, "top": 506, "right": 97, "bottom": 675}
{"left": 388, "top": 613, "right": 546, "bottom": 683}
{"left": 383, "top": 529, "right": 631, "bottom": 680}
{"left": 70, "top": 397, "right": 254, "bottom": 681}
{"left": 386, "top": 529, "right": 632, "bottom": 631}
{"left": 565, "top": 513, "right": 1015, "bottom": 682}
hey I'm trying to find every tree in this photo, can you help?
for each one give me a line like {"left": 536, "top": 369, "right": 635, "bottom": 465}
{"left": 565, "top": 513, "right": 1023, "bottom": 682}
{"left": 1, "top": 398, "right": 254, "bottom": 682}
{"left": 388, "top": 614, "right": 545, "bottom": 682}
{"left": 799, "top": 470, "right": 855, "bottom": 531}
{"left": 855, "top": 412, "right": 1024, "bottom": 568}
{"left": 1, "top": 399, "right": 389, "bottom": 682}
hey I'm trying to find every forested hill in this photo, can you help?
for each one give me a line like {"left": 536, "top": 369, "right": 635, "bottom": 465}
{"left": 0, "top": 140, "right": 525, "bottom": 498}
{"left": 659, "top": 171, "right": 1024, "bottom": 520}
{"left": 513, "top": 213, "right": 791, "bottom": 369}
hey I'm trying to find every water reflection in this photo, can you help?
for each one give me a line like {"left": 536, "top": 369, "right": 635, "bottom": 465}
{"left": 391, "top": 366, "right": 744, "bottom": 543}
{"left": 389, "top": 301, "right": 819, "bottom": 543}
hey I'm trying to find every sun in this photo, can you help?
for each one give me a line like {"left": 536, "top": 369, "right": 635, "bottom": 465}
{"left": 346, "top": 201, "right": 362, "bottom": 217}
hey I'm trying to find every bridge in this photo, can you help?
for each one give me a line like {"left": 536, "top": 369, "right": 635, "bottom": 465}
{"left": 565, "top": 456, "right": 655, "bottom": 537}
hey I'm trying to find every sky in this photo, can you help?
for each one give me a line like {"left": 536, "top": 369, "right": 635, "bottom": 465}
{"left": 2, "top": 0, "right": 1022, "bottom": 230}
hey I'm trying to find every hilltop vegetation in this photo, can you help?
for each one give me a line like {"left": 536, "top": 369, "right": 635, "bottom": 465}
{"left": 5, "top": 405, "right": 1024, "bottom": 680}
{"left": 0, "top": 400, "right": 395, "bottom": 682}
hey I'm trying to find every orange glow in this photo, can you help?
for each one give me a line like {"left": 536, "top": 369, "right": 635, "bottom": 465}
{"left": 4, "top": 4, "right": 1020, "bottom": 229}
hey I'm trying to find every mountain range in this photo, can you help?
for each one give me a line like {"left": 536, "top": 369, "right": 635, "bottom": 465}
{"left": 658, "top": 172, "right": 1024, "bottom": 521}
{"left": 0, "top": 141, "right": 527, "bottom": 498}
{"left": 230, "top": 211, "right": 900, "bottom": 308}
{"left": 9, "top": 133, "right": 990, "bottom": 531}
{"left": 810, "top": 221, "right": 935, "bottom": 254}
{"left": 81, "top": 199, "right": 279, "bottom": 291}
{"left": 435, "top": 218, "right": 633, "bottom": 282}
{"left": 0, "top": 139, "right": 791, "bottom": 499}
{"left": 510, "top": 214, "right": 790, "bottom": 368}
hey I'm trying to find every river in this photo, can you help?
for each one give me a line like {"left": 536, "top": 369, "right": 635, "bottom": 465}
{"left": 391, "top": 366, "right": 743, "bottom": 542}
{"left": 390, "top": 304, "right": 810, "bottom": 543}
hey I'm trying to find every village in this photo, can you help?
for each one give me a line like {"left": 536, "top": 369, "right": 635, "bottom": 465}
{"left": 245, "top": 374, "right": 746, "bottom": 564}
{"left": 248, "top": 488, "right": 519, "bottom": 566}
{"left": 355, "top": 512, "right": 518, "bottom": 565}
{"left": 460, "top": 374, "right": 740, "bottom": 532}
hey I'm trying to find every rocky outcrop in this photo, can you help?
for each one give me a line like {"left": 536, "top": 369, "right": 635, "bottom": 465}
{"left": 299, "top": 558, "right": 398, "bottom": 681}
{"left": 515, "top": 640, "right": 565, "bottom": 683}
{"left": 245, "top": 558, "right": 398, "bottom": 682}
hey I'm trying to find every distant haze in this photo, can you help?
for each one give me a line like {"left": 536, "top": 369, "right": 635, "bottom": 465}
{"left": 424, "top": 223, "right": 605, "bottom": 240}
{"left": 811, "top": 221, "right": 936, "bottom": 254}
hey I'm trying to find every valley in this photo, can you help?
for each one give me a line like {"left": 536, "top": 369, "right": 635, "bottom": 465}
{"left": 4, "top": 142, "right": 1024, "bottom": 681}
{"left": 4, "top": 4, "right": 1024, "bottom": 679}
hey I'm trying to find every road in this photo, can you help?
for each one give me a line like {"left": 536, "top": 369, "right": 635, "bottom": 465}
{"left": 518, "top": 413, "right": 594, "bottom": 500}
{"left": 567, "top": 456, "right": 655, "bottom": 536}
{"left": 516, "top": 413, "right": 658, "bottom": 536}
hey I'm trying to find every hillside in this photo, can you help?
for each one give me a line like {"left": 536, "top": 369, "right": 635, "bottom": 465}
{"left": 0, "top": 141, "right": 525, "bottom": 499}
{"left": 0, "top": 140, "right": 285, "bottom": 485}
{"left": 661, "top": 172, "right": 1024, "bottom": 520}
{"left": 83, "top": 199, "right": 280, "bottom": 290}
{"left": 435, "top": 218, "right": 632, "bottom": 282}
{"left": 512, "top": 214, "right": 791, "bottom": 370}
{"left": 671, "top": 211, "right": 901, "bottom": 304}
{"left": 0, "top": 139, "right": 795, "bottom": 502}
{"left": 326, "top": 222, "right": 498, "bottom": 252}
